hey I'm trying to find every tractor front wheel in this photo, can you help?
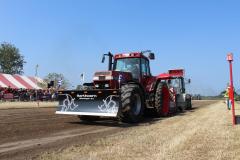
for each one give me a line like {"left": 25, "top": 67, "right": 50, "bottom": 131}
{"left": 186, "top": 94, "right": 192, "bottom": 110}
{"left": 119, "top": 84, "right": 144, "bottom": 123}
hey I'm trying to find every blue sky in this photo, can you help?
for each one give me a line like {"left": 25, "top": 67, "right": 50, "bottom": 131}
{"left": 0, "top": 0, "right": 240, "bottom": 95}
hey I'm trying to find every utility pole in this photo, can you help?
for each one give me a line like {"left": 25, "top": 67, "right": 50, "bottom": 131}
{"left": 35, "top": 64, "right": 39, "bottom": 78}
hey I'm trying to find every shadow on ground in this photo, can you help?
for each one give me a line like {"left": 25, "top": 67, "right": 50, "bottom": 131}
{"left": 68, "top": 107, "right": 200, "bottom": 128}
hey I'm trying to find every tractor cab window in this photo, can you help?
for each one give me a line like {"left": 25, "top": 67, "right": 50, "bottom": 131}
{"left": 141, "top": 58, "right": 151, "bottom": 76}
{"left": 169, "top": 78, "right": 182, "bottom": 94}
{"left": 114, "top": 58, "right": 140, "bottom": 80}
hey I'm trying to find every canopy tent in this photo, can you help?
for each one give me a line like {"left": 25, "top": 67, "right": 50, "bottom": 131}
{"left": 0, "top": 73, "right": 43, "bottom": 89}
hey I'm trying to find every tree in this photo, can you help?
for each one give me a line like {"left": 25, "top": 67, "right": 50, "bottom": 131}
{"left": 44, "top": 73, "right": 70, "bottom": 89}
{"left": 0, "top": 42, "right": 26, "bottom": 74}
{"left": 76, "top": 85, "right": 83, "bottom": 90}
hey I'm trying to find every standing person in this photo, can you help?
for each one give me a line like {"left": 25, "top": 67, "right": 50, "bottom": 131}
{"left": 224, "top": 84, "right": 231, "bottom": 110}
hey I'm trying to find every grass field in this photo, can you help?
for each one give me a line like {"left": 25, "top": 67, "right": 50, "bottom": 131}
{"left": 39, "top": 101, "right": 240, "bottom": 160}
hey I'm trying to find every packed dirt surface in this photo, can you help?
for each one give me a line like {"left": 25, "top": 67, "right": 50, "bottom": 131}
{"left": 1, "top": 100, "right": 237, "bottom": 160}
{"left": 0, "top": 101, "right": 57, "bottom": 109}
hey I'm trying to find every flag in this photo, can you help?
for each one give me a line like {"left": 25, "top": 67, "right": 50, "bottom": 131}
{"left": 57, "top": 79, "right": 63, "bottom": 89}
{"left": 80, "top": 73, "right": 85, "bottom": 82}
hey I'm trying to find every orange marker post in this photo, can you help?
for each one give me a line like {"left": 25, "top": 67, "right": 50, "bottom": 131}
{"left": 227, "top": 53, "right": 236, "bottom": 125}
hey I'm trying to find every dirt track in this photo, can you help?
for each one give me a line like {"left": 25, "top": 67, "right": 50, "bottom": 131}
{"left": 0, "top": 101, "right": 218, "bottom": 160}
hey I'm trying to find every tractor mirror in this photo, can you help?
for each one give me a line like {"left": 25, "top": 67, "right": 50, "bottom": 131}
{"left": 188, "top": 79, "right": 191, "bottom": 83}
{"left": 149, "top": 53, "right": 155, "bottom": 60}
{"left": 101, "top": 55, "right": 105, "bottom": 63}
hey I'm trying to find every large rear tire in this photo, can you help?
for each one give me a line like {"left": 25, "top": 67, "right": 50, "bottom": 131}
{"left": 154, "top": 82, "right": 170, "bottom": 117}
{"left": 119, "top": 84, "right": 144, "bottom": 123}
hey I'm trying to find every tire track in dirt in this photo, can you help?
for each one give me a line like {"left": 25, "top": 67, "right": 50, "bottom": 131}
{"left": 0, "top": 127, "right": 115, "bottom": 154}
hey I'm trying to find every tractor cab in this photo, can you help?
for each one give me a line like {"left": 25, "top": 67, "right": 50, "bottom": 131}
{"left": 113, "top": 52, "right": 154, "bottom": 81}
{"left": 168, "top": 78, "right": 185, "bottom": 94}
{"left": 114, "top": 56, "right": 140, "bottom": 80}
{"left": 158, "top": 69, "right": 192, "bottom": 110}
{"left": 158, "top": 69, "right": 188, "bottom": 94}
{"left": 94, "top": 52, "right": 155, "bottom": 89}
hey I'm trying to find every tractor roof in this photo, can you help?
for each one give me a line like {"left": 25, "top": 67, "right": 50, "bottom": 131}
{"left": 158, "top": 69, "right": 185, "bottom": 80}
{"left": 114, "top": 52, "right": 149, "bottom": 60}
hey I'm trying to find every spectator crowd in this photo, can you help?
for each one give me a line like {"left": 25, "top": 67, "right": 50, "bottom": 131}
{"left": 0, "top": 87, "right": 58, "bottom": 101}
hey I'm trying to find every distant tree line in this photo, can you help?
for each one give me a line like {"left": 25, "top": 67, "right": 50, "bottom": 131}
{"left": 192, "top": 89, "right": 240, "bottom": 101}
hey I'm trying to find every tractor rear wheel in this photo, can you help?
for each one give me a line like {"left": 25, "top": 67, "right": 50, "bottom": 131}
{"left": 119, "top": 84, "right": 144, "bottom": 123}
{"left": 154, "top": 82, "right": 170, "bottom": 117}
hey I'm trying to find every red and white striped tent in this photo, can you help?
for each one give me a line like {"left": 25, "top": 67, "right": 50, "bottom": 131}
{"left": 0, "top": 73, "right": 44, "bottom": 90}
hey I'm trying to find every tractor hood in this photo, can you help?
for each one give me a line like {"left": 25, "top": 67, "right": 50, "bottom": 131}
{"left": 93, "top": 71, "right": 133, "bottom": 82}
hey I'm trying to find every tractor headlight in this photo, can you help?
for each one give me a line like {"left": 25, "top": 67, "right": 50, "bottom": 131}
{"left": 105, "top": 84, "right": 109, "bottom": 88}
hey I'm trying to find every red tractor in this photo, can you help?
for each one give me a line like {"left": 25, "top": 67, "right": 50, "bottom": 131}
{"left": 56, "top": 51, "right": 191, "bottom": 123}
{"left": 158, "top": 69, "right": 192, "bottom": 111}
